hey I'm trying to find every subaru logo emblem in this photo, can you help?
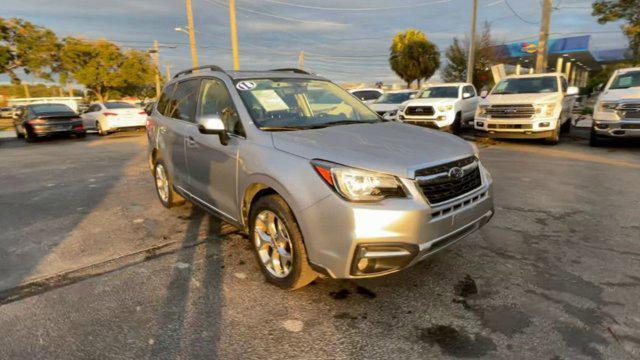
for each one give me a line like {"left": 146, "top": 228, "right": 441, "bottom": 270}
{"left": 416, "top": 108, "right": 423, "bottom": 112}
{"left": 448, "top": 167, "right": 464, "bottom": 179}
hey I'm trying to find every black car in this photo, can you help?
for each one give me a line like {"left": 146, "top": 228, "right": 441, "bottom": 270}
{"left": 14, "top": 103, "right": 86, "bottom": 142}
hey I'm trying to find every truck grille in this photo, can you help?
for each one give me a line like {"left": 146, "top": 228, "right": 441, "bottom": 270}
{"left": 405, "top": 106, "right": 435, "bottom": 116}
{"left": 488, "top": 123, "right": 533, "bottom": 129}
{"left": 415, "top": 156, "right": 482, "bottom": 204}
{"left": 485, "top": 104, "right": 534, "bottom": 119}
{"left": 619, "top": 103, "right": 640, "bottom": 119}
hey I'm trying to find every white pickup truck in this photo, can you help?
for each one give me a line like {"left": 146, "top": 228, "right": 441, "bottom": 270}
{"left": 474, "top": 73, "right": 578, "bottom": 144}
{"left": 397, "top": 83, "right": 479, "bottom": 133}
{"left": 590, "top": 67, "right": 640, "bottom": 146}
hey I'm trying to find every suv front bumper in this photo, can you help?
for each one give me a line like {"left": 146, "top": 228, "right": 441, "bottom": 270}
{"left": 399, "top": 110, "right": 456, "bottom": 130}
{"left": 592, "top": 119, "right": 640, "bottom": 138}
{"left": 474, "top": 116, "right": 557, "bottom": 138}
{"left": 297, "top": 164, "right": 494, "bottom": 279}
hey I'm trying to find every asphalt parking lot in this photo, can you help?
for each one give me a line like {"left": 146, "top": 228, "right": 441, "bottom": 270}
{"left": 0, "top": 129, "right": 639, "bottom": 359}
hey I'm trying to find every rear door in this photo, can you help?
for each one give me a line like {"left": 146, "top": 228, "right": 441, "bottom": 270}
{"left": 157, "top": 79, "right": 201, "bottom": 189}
{"left": 185, "top": 77, "right": 244, "bottom": 221}
{"left": 559, "top": 77, "right": 573, "bottom": 123}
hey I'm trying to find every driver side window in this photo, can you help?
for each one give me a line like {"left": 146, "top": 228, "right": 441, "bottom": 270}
{"left": 198, "top": 79, "right": 244, "bottom": 137}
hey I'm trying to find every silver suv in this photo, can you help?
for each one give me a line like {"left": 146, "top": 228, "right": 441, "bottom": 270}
{"left": 147, "top": 66, "right": 494, "bottom": 290}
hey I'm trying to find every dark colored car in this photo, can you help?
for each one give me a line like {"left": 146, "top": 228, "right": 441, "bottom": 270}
{"left": 14, "top": 103, "right": 86, "bottom": 142}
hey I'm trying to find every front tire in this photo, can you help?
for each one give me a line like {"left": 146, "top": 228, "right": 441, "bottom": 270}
{"left": 15, "top": 126, "right": 24, "bottom": 139}
{"left": 250, "top": 194, "right": 317, "bottom": 290}
{"left": 560, "top": 117, "right": 572, "bottom": 133}
{"left": 97, "top": 121, "right": 108, "bottom": 136}
{"left": 589, "top": 129, "right": 601, "bottom": 147}
{"left": 24, "top": 127, "right": 36, "bottom": 143}
{"left": 452, "top": 112, "right": 463, "bottom": 134}
{"left": 545, "top": 122, "right": 560, "bottom": 145}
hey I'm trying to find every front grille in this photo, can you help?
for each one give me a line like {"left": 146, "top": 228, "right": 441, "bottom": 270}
{"left": 621, "top": 123, "right": 640, "bottom": 129}
{"left": 488, "top": 123, "right": 533, "bottom": 129}
{"left": 618, "top": 103, "right": 640, "bottom": 119}
{"left": 414, "top": 156, "right": 476, "bottom": 177}
{"left": 415, "top": 156, "right": 482, "bottom": 204}
{"left": 405, "top": 106, "right": 435, "bottom": 116}
{"left": 485, "top": 104, "right": 534, "bottom": 119}
{"left": 404, "top": 120, "right": 438, "bottom": 129}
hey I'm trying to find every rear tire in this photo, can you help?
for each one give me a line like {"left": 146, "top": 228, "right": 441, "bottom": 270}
{"left": 249, "top": 194, "right": 317, "bottom": 290}
{"left": 452, "top": 112, "right": 463, "bottom": 135}
{"left": 24, "top": 128, "right": 36, "bottom": 143}
{"left": 153, "top": 161, "right": 183, "bottom": 208}
{"left": 589, "top": 129, "right": 601, "bottom": 147}
{"left": 15, "top": 126, "right": 24, "bottom": 139}
{"left": 97, "top": 121, "right": 107, "bottom": 136}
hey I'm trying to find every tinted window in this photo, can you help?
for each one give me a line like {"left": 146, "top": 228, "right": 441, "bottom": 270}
{"left": 375, "top": 92, "right": 416, "bottom": 103}
{"left": 89, "top": 104, "right": 101, "bottom": 112}
{"left": 30, "top": 103, "right": 74, "bottom": 114}
{"left": 420, "top": 87, "right": 459, "bottom": 99}
{"left": 464, "top": 85, "right": 476, "bottom": 97}
{"left": 352, "top": 90, "right": 382, "bottom": 101}
{"left": 198, "top": 79, "right": 244, "bottom": 136}
{"left": 104, "top": 102, "right": 136, "bottom": 109}
{"left": 157, "top": 83, "right": 176, "bottom": 116}
{"left": 492, "top": 76, "right": 558, "bottom": 94}
{"left": 166, "top": 79, "right": 201, "bottom": 122}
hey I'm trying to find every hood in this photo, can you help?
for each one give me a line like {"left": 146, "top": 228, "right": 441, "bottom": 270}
{"left": 481, "top": 93, "right": 561, "bottom": 105}
{"left": 599, "top": 87, "right": 640, "bottom": 102}
{"left": 368, "top": 103, "right": 400, "bottom": 112}
{"left": 404, "top": 98, "right": 457, "bottom": 107}
{"left": 271, "top": 122, "right": 474, "bottom": 179}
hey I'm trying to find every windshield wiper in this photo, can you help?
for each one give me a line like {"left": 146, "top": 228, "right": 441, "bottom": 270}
{"left": 259, "top": 126, "right": 316, "bottom": 131}
{"left": 321, "top": 120, "right": 378, "bottom": 127}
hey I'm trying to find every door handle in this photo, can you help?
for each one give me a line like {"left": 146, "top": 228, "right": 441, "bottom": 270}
{"left": 186, "top": 136, "right": 197, "bottom": 147}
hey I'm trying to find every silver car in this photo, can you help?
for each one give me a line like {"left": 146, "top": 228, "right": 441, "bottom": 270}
{"left": 147, "top": 66, "right": 494, "bottom": 290}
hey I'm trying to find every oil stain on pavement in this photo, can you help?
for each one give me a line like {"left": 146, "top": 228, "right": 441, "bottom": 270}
{"left": 419, "top": 325, "right": 497, "bottom": 358}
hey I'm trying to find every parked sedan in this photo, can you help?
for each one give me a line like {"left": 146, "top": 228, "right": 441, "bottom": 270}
{"left": 348, "top": 88, "right": 384, "bottom": 104}
{"left": 80, "top": 101, "right": 147, "bottom": 135}
{"left": 1, "top": 107, "right": 14, "bottom": 118}
{"left": 368, "top": 90, "right": 418, "bottom": 119}
{"left": 14, "top": 103, "right": 86, "bottom": 142}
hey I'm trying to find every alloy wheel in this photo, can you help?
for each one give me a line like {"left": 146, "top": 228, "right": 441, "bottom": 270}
{"left": 253, "top": 210, "right": 294, "bottom": 278}
{"left": 155, "top": 164, "right": 169, "bottom": 204}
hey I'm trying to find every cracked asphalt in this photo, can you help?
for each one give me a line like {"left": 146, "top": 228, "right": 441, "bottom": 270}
{"left": 0, "top": 129, "right": 639, "bottom": 359}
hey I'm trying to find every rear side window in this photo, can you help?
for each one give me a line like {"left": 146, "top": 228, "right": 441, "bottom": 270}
{"left": 157, "top": 83, "right": 176, "bottom": 116}
{"left": 464, "top": 85, "right": 476, "bottom": 97}
{"left": 166, "top": 79, "right": 201, "bottom": 122}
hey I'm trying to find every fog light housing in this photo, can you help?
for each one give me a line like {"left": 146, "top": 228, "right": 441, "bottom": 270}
{"left": 350, "top": 244, "right": 418, "bottom": 276}
{"left": 476, "top": 122, "right": 484, "bottom": 127}
{"left": 595, "top": 123, "right": 609, "bottom": 130}
{"left": 437, "top": 116, "right": 446, "bottom": 121}
{"left": 398, "top": 115, "right": 405, "bottom": 120}
{"left": 539, "top": 122, "right": 550, "bottom": 128}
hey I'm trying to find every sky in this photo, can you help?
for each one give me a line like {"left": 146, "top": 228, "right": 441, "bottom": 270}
{"left": 1, "top": 0, "right": 629, "bottom": 85}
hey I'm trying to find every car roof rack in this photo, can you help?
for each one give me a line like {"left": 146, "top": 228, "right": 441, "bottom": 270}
{"left": 269, "top": 68, "right": 312, "bottom": 75}
{"left": 173, "top": 65, "right": 226, "bottom": 79}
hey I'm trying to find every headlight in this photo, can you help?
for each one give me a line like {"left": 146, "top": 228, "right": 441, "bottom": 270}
{"left": 598, "top": 102, "right": 618, "bottom": 113}
{"left": 398, "top": 104, "right": 407, "bottom": 112}
{"left": 437, "top": 105, "right": 454, "bottom": 112}
{"left": 535, "top": 103, "right": 556, "bottom": 117}
{"left": 476, "top": 105, "right": 488, "bottom": 117}
{"left": 311, "top": 160, "right": 406, "bottom": 202}
{"left": 384, "top": 110, "right": 398, "bottom": 117}
{"left": 469, "top": 142, "right": 480, "bottom": 159}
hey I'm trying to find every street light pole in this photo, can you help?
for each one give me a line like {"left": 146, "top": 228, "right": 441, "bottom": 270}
{"left": 535, "top": 0, "right": 552, "bottom": 73}
{"left": 466, "top": 0, "right": 478, "bottom": 84}
{"left": 185, "top": 0, "right": 199, "bottom": 68}
{"left": 299, "top": 51, "right": 304, "bottom": 69}
{"left": 153, "top": 40, "right": 161, "bottom": 99}
{"left": 229, "top": 0, "right": 240, "bottom": 70}
{"left": 166, "top": 65, "right": 173, "bottom": 79}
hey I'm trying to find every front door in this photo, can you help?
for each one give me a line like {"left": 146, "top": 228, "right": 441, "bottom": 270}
{"left": 186, "top": 78, "right": 244, "bottom": 221}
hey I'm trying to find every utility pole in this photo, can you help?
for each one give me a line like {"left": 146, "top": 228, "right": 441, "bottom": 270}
{"left": 165, "top": 65, "right": 173, "bottom": 79}
{"left": 535, "top": 0, "right": 552, "bottom": 73}
{"left": 298, "top": 51, "right": 304, "bottom": 69}
{"left": 466, "top": 0, "right": 478, "bottom": 84}
{"left": 153, "top": 40, "right": 161, "bottom": 99}
{"left": 23, "top": 83, "right": 30, "bottom": 98}
{"left": 67, "top": 82, "right": 73, "bottom": 97}
{"left": 229, "top": 0, "right": 240, "bottom": 70}
{"left": 185, "top": 0, "right": 199, "bottom": 68}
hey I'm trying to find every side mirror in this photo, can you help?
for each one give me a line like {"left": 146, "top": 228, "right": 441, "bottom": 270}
{"left": 409, "top": 94, "right": 416, "bottom": 99}
{"left": 480, "top": 90, "right": 488, "bottom": 98}
{"left": 463, "top": 92, "right": 473, "bottom": 99}
{"left": 197, "top": 115, "right": 229, "bottom": 145}
{"left": 567, "top": 86, "right": 579, "bottom": 96}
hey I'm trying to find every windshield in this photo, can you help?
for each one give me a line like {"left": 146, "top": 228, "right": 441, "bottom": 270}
{"left": 104, "top": 102, "right": 136, "bottom": 109}
{"left": 234, "top": 79, "right": 381, "bottom": 130}
{"left": 31, "top": 103, "right": 74, "bottom": 114}
{"left": 375, "top": 92, "right": 414, "bottom": 104}
{"left": 610, "top": 71, "right": 640, "bottom": 89}
{"left": 420, "top": 87, "right": 459, "bottom": 99}
{"left": 492, "top": 76, "right": 558, "bottom": 95}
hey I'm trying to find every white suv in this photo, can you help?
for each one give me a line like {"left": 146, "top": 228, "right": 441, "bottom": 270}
{"left": 590, "top": 67, "right": 640, "bottom": 146}
{"left": 398, "top": 83, "right": 479, "bottom": 132}
{"left": 474, "top": 73, "right": 578, "bottom": 144}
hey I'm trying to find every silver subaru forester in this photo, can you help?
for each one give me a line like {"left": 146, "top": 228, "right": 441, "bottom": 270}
{"left": 147, "top": 66, "right": 494, "bottom": 290}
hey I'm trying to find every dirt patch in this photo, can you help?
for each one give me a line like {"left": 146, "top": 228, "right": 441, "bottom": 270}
{"left": 455, "top": 274, "right": 478, "bottom": 297}
{"left": 419, "top": 325, "right": 496, "bottom": 358}
{"left": 476, "top": 305, "right": 532, "bottom": 336}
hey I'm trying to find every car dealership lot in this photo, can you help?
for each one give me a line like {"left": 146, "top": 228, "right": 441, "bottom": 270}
{"left": 0, "top": 130, "right": 639, "bottom": 359}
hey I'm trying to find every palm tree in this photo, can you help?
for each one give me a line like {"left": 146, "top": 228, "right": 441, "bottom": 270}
{"left": 389, "top": 29, "right": 441, "bottom": 88}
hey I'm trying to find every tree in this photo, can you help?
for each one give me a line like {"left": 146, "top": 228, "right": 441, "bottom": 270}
{"left": 0, "top": 17, "right": 60, "bottom": 84}
{"left": 389, "top": 29, "right": 441, "bottom": 88}
{"left": 592, "top": 0, "right": 640, "bottom": 63}
{"left": 442, "top": 22, "right": 496, "bottom": 90}
{"left": 60, "top": 38, "right": 157, "bottom": 101}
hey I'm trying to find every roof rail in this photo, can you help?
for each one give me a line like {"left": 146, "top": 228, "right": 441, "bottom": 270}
{"left": 269, "top": 68, "right": 312, "bottom": 75}
{"left": 173, "top": 65, "right": 225, "bottom": 79}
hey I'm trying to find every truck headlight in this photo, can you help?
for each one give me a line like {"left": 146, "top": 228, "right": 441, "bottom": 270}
{"left": 312, "top": 160, "right": 406, "bottom": 202}
{"left": 437, "top": 105, "right": 454, "bottom": 112}
{"left": 476, "top": 105, "right": 488, "bottom": 117}
{"left": 535, "top": 103, "right": 556, "bottom": 117}
{"left": 598, "top": 102, "right": 618, "bottom": 113}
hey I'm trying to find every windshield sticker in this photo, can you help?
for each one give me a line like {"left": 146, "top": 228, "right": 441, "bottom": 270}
{"left": 253, "top": 90, "right": 289, "bottom": 112}
{"left": 236, "top": 81, "right": 256, "bottom": 91}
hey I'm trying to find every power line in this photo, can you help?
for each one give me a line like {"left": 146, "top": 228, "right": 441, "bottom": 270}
{"left": 503, "top": 0, "right": 539, "bottom": 25}
{"left": 258, "top": 0, "right": 453, "bottom": 11}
